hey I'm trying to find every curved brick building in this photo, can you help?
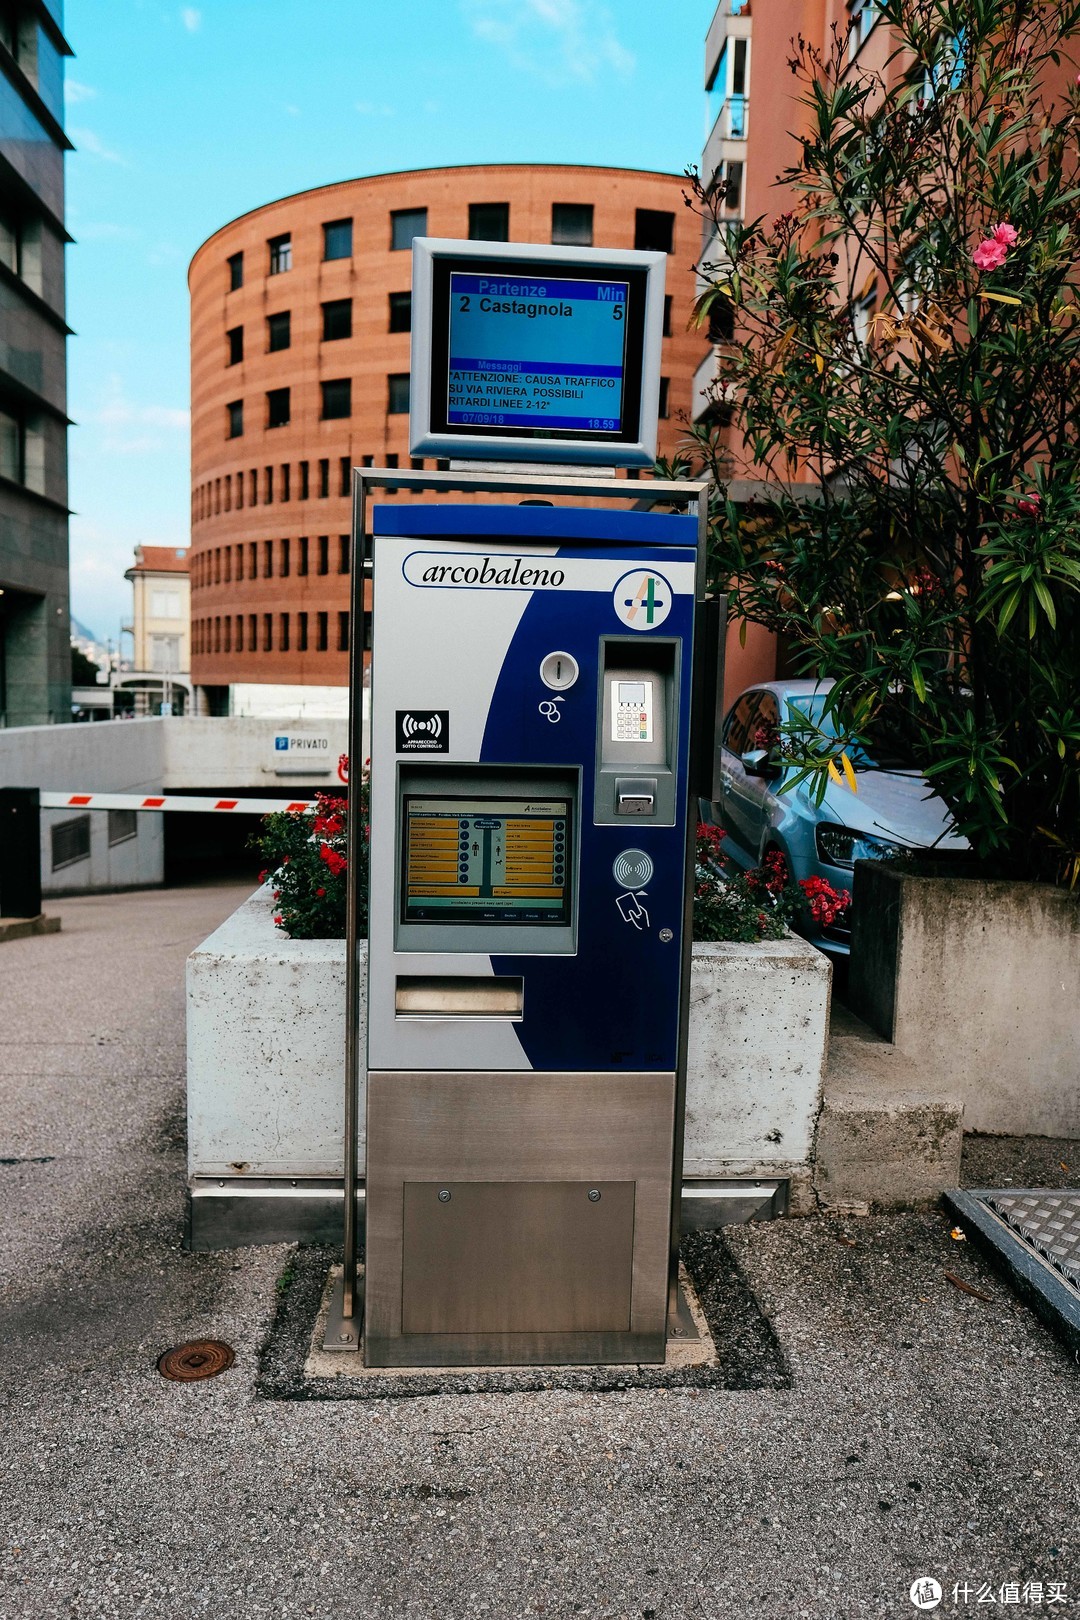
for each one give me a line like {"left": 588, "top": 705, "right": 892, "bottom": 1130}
{"left": 188, "top": 164, "right": 702, "bottom": 710}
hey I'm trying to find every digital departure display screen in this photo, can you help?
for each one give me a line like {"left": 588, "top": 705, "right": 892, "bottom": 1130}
{"left": 446, "top": 272, "right": 629, "bottom": 435}
{"left": 426, "top": 254, "right": 648, "bottom": 447}
{"left": 402, "top": 797, "right": 572, "bottom": 925}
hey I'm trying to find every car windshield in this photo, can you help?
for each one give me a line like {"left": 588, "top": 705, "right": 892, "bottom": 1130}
{"left": 785, "top": 695, "right": 915, "bottom": 771}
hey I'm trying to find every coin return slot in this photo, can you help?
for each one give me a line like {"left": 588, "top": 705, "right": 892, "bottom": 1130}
{"left": 395, "top": 976, "right": 524, "bottom": 1018}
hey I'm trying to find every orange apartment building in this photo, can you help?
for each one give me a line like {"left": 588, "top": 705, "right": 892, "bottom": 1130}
{"left": 188, "top": 164, "right": 705, "bottom": 712}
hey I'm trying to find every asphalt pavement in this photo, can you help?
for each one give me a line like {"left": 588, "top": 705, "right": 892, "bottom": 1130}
{"left": 0, "top": 883, "right": 1076, "bottom": 1620}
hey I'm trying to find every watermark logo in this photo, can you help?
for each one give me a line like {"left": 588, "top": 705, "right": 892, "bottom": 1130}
{"left": 910, "top": 1578, "right": 942, "bottom": 1611}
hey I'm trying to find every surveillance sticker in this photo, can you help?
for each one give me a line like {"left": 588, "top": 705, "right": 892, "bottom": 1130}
{"left": 396, "top": 711, "right": 450, "bottom": 753}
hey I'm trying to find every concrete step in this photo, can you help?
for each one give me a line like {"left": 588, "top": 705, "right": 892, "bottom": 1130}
{"left": 0, "top": 914, "right": 61, "bottom": 945}
{"left": 814, "top": 1005, "right": 964, "bottom": 1210}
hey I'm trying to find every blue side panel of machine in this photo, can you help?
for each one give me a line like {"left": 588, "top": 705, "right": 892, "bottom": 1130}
{"left": 481, "top": 541, "right": 696, "bottom": 1074}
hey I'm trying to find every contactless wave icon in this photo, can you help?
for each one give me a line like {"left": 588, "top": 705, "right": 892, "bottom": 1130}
{"left": 396, "top": 709, "right": 450, "bottom": 753}
{"left": 400, "top": 712, "right": 443, "bottom": 742}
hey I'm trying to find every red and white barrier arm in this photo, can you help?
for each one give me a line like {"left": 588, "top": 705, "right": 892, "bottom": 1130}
{"left": 38, "top": 792, "right": 316, "bottom": 815}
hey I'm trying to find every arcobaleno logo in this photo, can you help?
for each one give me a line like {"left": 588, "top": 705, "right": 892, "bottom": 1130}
{"left": 404, "top": 552, "right": 566, "bottom": 589}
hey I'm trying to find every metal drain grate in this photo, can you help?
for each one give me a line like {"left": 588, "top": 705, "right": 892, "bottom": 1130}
{"left": 983, "top": 1191, "right": 1080, "bottom": 1294}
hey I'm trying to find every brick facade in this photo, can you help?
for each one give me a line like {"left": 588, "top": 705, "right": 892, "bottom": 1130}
{"left": 189, "top": 164, "right": 703, "bottom": 691}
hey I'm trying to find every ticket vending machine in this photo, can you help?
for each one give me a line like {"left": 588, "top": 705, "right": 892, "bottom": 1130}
{"left": 361, "top": 494, "right": 706, "bottom": 1367}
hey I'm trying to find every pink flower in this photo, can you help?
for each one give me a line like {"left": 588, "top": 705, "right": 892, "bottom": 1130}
{"left": 1018, "top": 493, "right": 1042, "bottom": 518}
{"left": 973, "top": 238, "right": 1008, "bottom": 270}
{"left": 991, "top": 222, "right": 1018, "bottom": 247}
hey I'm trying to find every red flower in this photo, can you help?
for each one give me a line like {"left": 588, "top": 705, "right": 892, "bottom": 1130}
{"left": 1017, "top": 493, "right": 1042, "bottom": 519}
{"left": 273, "top": 914, "right": 283, "bottom": 925}
{"left": 258, "top": 869, "right": 268, "bottom": 884}
{"left": 319, "top": 843, "right": 347, "bottom": 877}
{"left": 316, "top": 887, "right": 326, "bottom": 898}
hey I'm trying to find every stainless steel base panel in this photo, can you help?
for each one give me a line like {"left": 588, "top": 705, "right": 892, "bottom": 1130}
{"left": 186, "top": 1176, "right": 788, "bottom": 1251}
{"left": 365, "top": 1070, "right": 675, "bottom": 1368}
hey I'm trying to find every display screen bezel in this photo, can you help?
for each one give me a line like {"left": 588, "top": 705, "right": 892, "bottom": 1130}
{"left": 426, "top": 252, "right": 649, "bottom": 449}
{"left": 400, "top": 793, "right": 573, "bottom": 928}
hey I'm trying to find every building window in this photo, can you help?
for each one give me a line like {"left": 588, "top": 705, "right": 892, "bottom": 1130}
{"left": 299, "top": 460, "right": 309, "bottom": 499}
{"left": 264, "top": 466, "right": 274, "bottom": 504}
{"left": 267, "top": 310, "right": 291, "bottom": 352}
{"left": 227, "top": 325, "right": 243, "bottom": 365}
{"left": 338, "top": 611, "right": 350, "bottom": 652}
{"left": 268, "top": 233, "right": 292, "bottom": 274}
{"left": 635, "top": 209, "right": 674, "bottom": 254}
{"left": 248, "top": 613, "right": 256, "bottom": 651}
{"left": 263, "top": 613, "right": 273, "bottom": 652}
{"left": 334, "top": 457, "right": 347, "bottom": 497}
{"left": 388, "top": 291, "right": 411, "bottom": 333}
{"left": 281, "top": 536, "right": 291, "bottom": 576}
{"left": 280, "top": 463, "right": 290, "bottom": 501}
{"left": 318, "top": 458, "right": 330, "bottom": 497}
{"left": 280, "top": 613, "right": 290, "bottom": 651}
{"left": 338, "top": 534, "right": 350, "bottom": 574}
{"left": 551, "top": 202, "right": 593, "bottom": 246}
{"left": 317, "top": 611, "right": 329, "bottom": 651}
{"left": 263, "top": 539, "right": 274, "bottom": 578}
{"left": 322, "top": 298, "right": 352, "bottom": 341}
{"left": 469, "top": 202, "right": 509, "bottom": 241}
{"left": 663, "top": 296, "right": 672, "bottom": 338}
{"left": 298, "top": 536, "right": 309, "bottom": 576}
{"left": 249, "top": 469, "right": 257, "bottom": 505}
{"left": 297, "top": 611, "right": 308, "bottom": 651}
{"left": 267, "top": 388, "right": 291, "bottom": 428}
{"left": 249, "top": 541, "right": 257, "bottom": 578}
{"left": 391, "top": 207, "right": 427, "bottom": 251}
{"left": 226, "top": 400, "right": 243, "bottom": 438}
{"left": 228, "top": 251, "right": 243, "bottom": 291}
{"left": 323, "top": 218, "right": 353, "bottom": 260}
{"left": 321, "top": 379, "right": 351, "bottom": 420}
{"left": 236, "top": 543, "right": 244, "bottom": 581}
{"left": 51, "top": 816, "right": 90, "bottom": 872}
{"left": 388, "top": 374, "right": 410, "bottom": 414}
{"left": 224, "top": 617, "right": 232, "bottom": 654}
{"left": 708, "top": 295, "right": 735, "bottom": 343}
{"left": 658, "top": 377, "right": 670, "bottom": 418}
{"left": 236, "top": 615, "right": 244, "bottom": 652}
{"left": 317, "top": 535, "right": 329, "bottom": 576}
{"left": 107, "top": 808, "right": 137, "bottom": 847}
{"left": 849, "top": 0, "right": 879, "bottom": 58}
{"left": 151, "top": 590, "right": 181, "bottom": 618}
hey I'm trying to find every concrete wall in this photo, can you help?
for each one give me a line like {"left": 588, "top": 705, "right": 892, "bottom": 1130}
{"left": 187, "top": 887, "right": 831, "bottom": 1208}
{"left": 0, "top": 717, "right": 165, "bottom": 894}
{"left": 0, "top": 714, "right": 349, "bottom": 895}
{"left": 162, "top": 715, "right": 347, "bottom": 790}
{"left": 849, "top": 863, "right": 1080, "bottom": 1136}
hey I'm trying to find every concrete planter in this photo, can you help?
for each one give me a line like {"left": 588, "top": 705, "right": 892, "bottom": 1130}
{"left": 849, "top": 861, "right": 1080, "bottom": 1136}
{"left": 187, "top": 887, "right": 831, "bottom": 1208}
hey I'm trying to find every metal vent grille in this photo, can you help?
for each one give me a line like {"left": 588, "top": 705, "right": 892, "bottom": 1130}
{"left": 51, "top": 815, "right": 90, "bottom": 871}
{"left": 984, "top": 1191, "right": 1080, "bottom": 1295}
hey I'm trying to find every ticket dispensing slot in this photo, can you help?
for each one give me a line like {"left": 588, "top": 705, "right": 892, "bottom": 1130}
{"left": 595, "top": 639, "right": 678, "bottom": 825}
{"left": 395, "top": 976, "right": 524, "bottom": 1018}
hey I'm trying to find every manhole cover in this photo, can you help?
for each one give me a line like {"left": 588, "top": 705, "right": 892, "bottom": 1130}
{"left": 157, "top": 1339, "right": 236, "bottom": 1382}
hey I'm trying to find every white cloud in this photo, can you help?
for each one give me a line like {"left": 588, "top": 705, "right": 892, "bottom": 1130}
{"left": 84, "top": 378, "right": 190, "bottom": 454}
{"left": 181, "top": 7, "right": 201, "bottom": 30}
{"left": 64, "top": 79, "right": 98, "bottom": 106}
{"left": 70, "top": 128, "right": 128, "bottom": 165}
{"left": 463, "top": 0, "right": 634, "bottom": 86}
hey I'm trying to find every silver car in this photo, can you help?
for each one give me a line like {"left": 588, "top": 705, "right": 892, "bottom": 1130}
{"left": 700, "top": 679, "right": 968, "bottom": 955}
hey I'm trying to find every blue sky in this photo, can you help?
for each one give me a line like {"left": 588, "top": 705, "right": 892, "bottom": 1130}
{"left": 64, "top": 0, "right": 706, "bottom": 639}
